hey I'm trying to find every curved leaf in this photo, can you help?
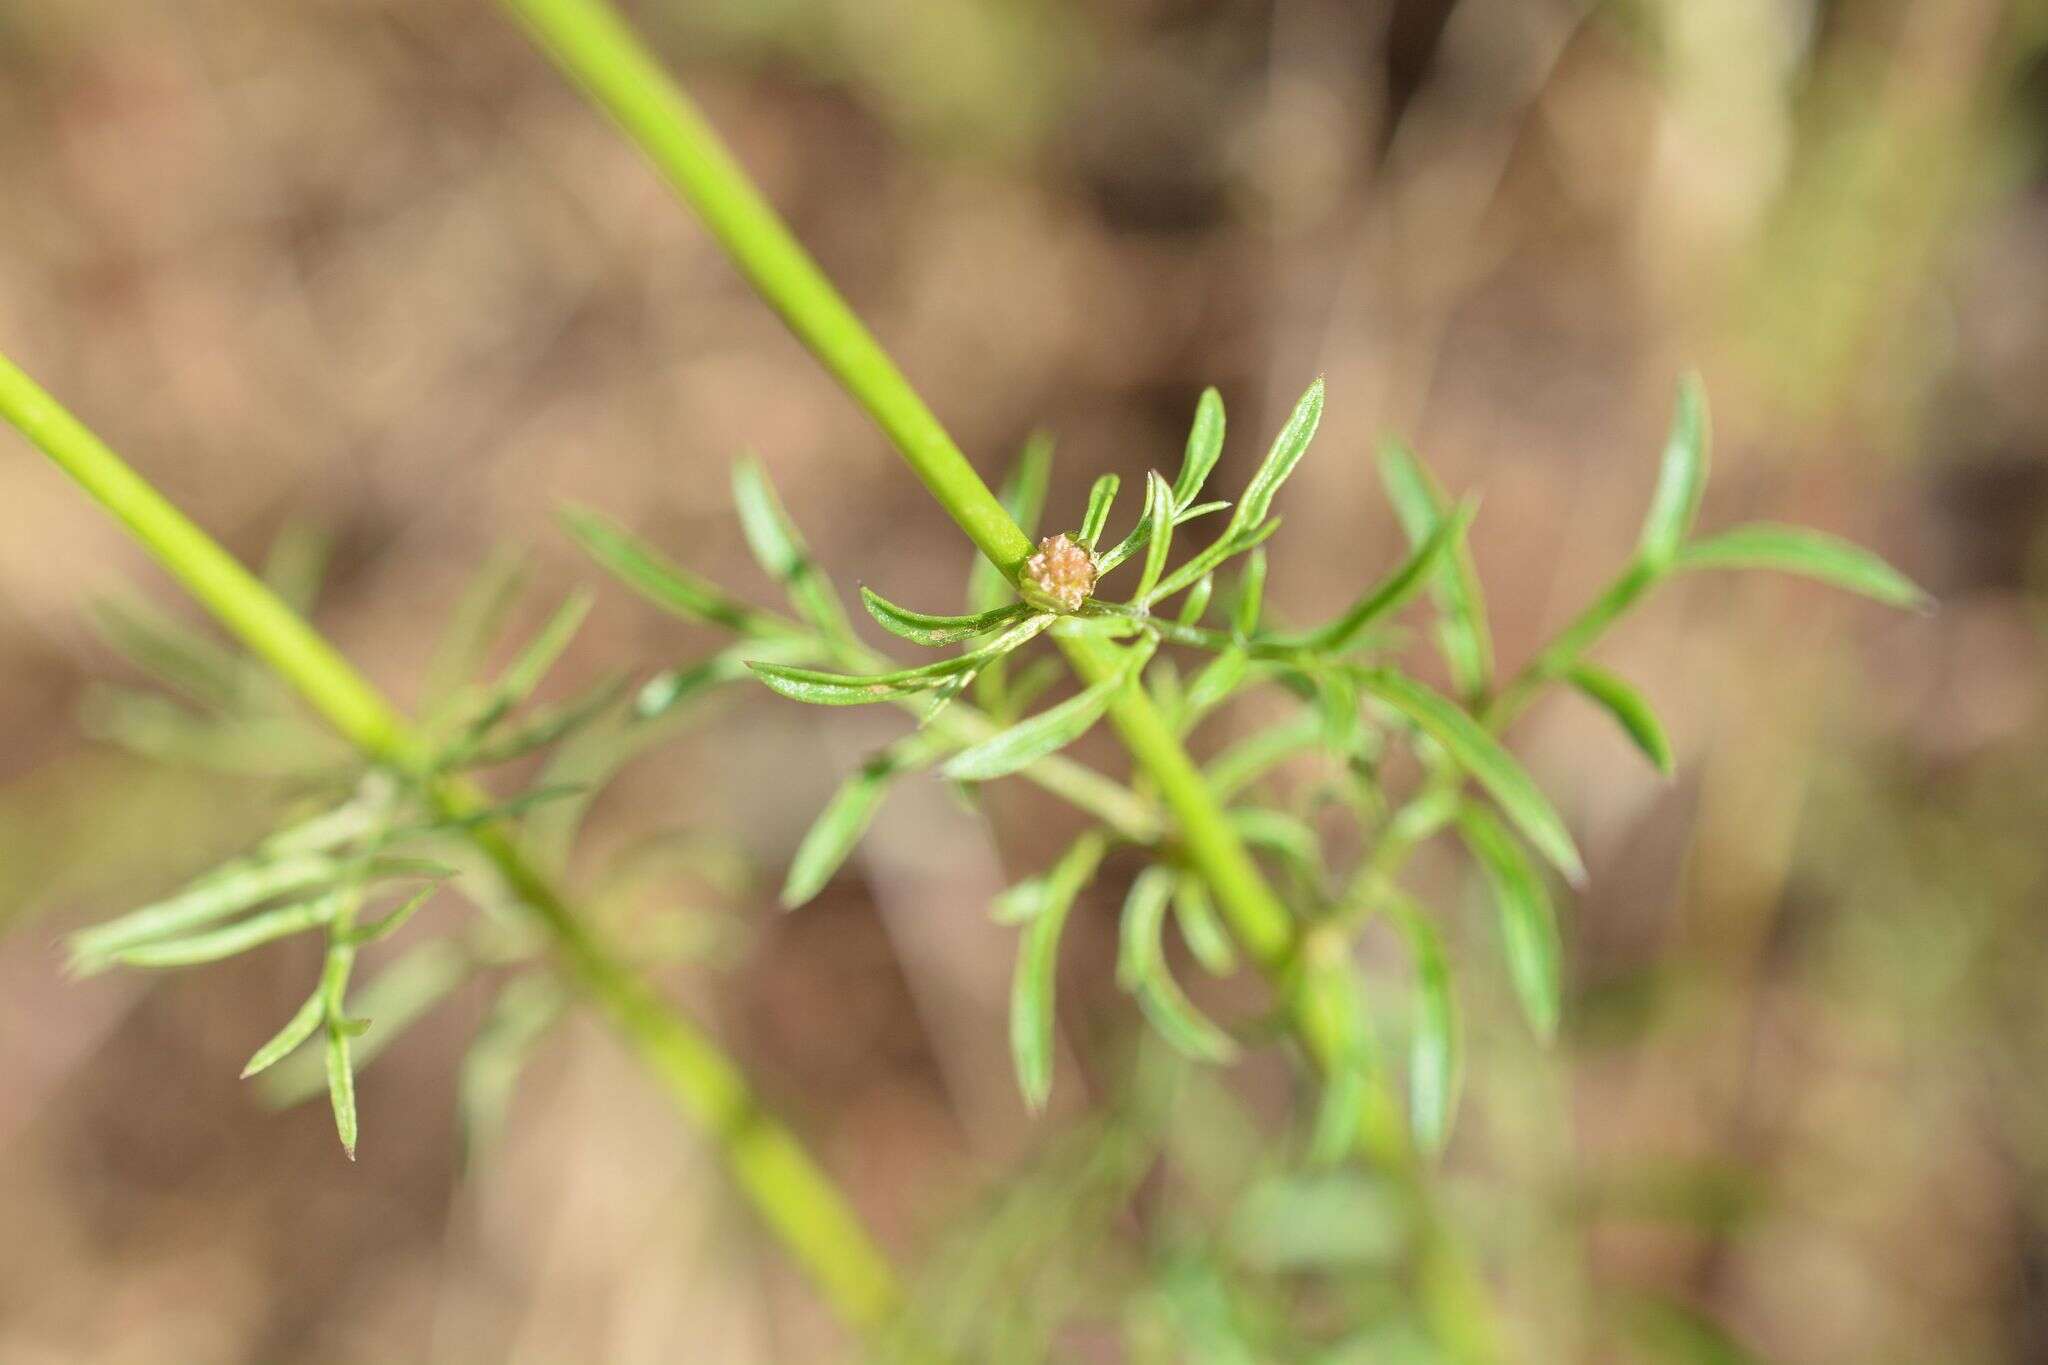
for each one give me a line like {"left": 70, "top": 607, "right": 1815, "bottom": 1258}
{"left": 1637, "top": 374, "right": 1710, "bottom": 569}
{"left": 942, "top": 671, "right": 1123, "bottom": 782}
{"left": 1078, "top": 473, "right": 1120, "bottom": 550}
{"left": 1383, "top": 892, "right": 1460, "bottom": 1153}
{"left": 1278, "top": 502, "right": 1476, "bottom": 655}
{"left": 1379, "top": 440, "right": 1494, "bottom": 699}
{"left": 1231, "top": 378, "right": 1323, "bottom": 535}
{"left": 1456, "top": 804, "right": 1562, "bottom": 1040}
{"left": 860, "top": 587, "right": 1030, "bottom": 647}
{"left": 1675, "top": 523, "right": 1928, "bottom": 608}
{"left": 1009, "top": 831, "right": 1108, "bottom": 1109}
{"left": 1172, "top": 386, "right": 1226, "bottom": 508}
{"left": 1116, "top": 867, "right": 1237, "bottom": 1063}
{"left": 1353, "top": 668, "right": 1585, "bottom": 884}
{"left": 733, "top": 454, "right": 853, "bottom": 640}
{"left": 1566, "top": 661, "right": 1673, "bottom": 773}
{"left": 557, "top": 505, "right": 785, "bottom": 637}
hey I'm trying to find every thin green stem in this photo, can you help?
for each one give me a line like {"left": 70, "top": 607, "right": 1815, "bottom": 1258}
{"left": 0, "top": 350, "right": 900, "bottom": 1332}
{"left": 502, "top": 0, "right": 1031, "bottom": 579}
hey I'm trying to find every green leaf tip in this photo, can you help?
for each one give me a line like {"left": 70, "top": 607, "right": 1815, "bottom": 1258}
{"left": 1677, "top": 523, "right": 1929, "bottom": 611}
{"left": 1637, "top": 373, "right": 1710, "bottom": 570}
{"left": 1566, "top": 662, "right": 1674, "bottom": 774}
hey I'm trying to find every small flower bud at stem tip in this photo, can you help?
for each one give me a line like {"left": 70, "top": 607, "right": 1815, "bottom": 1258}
{"left": 1024, "top": 534, "right": 1096, "bottom": 612}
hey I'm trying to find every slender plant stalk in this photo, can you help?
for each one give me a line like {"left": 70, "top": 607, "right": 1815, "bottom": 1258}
{"left": 0, "top": 350, "right": 901, "bottom": 1331}
{"left": 499, "top": 1, "right": 1495, "bottom": 1355}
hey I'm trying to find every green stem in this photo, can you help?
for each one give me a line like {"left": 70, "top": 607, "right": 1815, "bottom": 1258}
{"left": 502, "top": 0, "right": 1031, "bottom": 580}
{"left": 0, "top": 350, "right": 901, "bottom": 1332}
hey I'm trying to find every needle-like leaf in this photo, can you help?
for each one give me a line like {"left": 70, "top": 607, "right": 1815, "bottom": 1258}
{"left": 1352, "top": 668, "right": 1585, "bottom": 884}
{"left": 1078, "top": 474, "right": 1120, "bottom": 550}
{"left": 733, "top": 454, "right": 855, "bottom": 641}
{"left": 1117, "top": 866, "right": 1238, "bottom": 1063}
{"left": 1009, "top": 831, "right": 1108, "bottom": 1109}
{"left": 942, "top": 638, "right": 1153, "bottom": 782}
{"left": 1636, "top": 374, "right": 1710, "bottom": 570}
{"left": 1172, "top": 387, "right": 1227, "bottom": 510}
{"left": 1676, "top": 523, "right": 1928, "bottom": 608}
{"left": 1457, "top": 803, "right": 1562, "bottom": 1040}
{"left": 1565, "top": 661, "right": 1674, "bottom": 774}
{"left": 1379, "top": 440, "right": 1494, "bottom": 700}
{"left": 1382, "top": 892, "right": 1460, "bottom": 1153}
{"left": 1134, "top": 472, "right": 1175, "bottom": 604}
{"left": 1272, "top": 501, "right": 1476, "bottom": 653}
{"left": 860, "top": 587, "right": 1031, "bottom": 647}
{"left": 559, "top": 504, "right": 789, "bottom": 637}
{"left": 241, "top": 988, "right": 326, "bottom": 1079}
{"left": 1229, "top": 378, "right": 1323, "bottom": 537}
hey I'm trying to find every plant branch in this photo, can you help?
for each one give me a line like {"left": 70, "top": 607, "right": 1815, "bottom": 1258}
{"left": 0, "top": 349, "right": 901, "bottom": 1332}
{"left": 497, "top": 4, "right": 1497, "bottom": 1354}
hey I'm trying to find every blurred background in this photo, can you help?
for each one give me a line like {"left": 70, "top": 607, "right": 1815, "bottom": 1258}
{"left": 3, "top": 0, "right": 2047, "bottom": 1360}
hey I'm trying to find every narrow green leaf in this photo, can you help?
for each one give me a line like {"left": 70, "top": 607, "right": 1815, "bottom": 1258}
{"left": 558, "top": 505, "right": 786, "bottom": 637}
{"left": 259, "top": 940, "right": 469, "bottom": 1109}
{"left": 108, "top": 893, "right": 341, "bottom": 969}
{"left": 1637, "top": 374, "right": 1710, "bottom": 569}
{"left": 1142, "top": 515, "right": 1284, "bottom": 608}
{"left": 455, "top": 674, "right": 627, "bottom": 767}
{"left": 733, "top": 454, "right": 854, "bottom": 640}
{"left": 326, "top": 1021, "right": 358, "bottom": 1159}
{"left": 748, "top": 649, "right": 994, "bottom": 707}
{"left": 241, "top": 988, "right": 326, "bottom": 1079}
{"left": 1135, "top": 472, "right": 1176, "bottom": 603}
{"left": 1457, "top": 804, "right": 1562, "bottom": 1039}
{"left": 1009, "top": 831, "right": 1108, "bottom": 1109}
{"left": 1078, "top": 474, "right": 1120, "bottom": 550}
{"left": 1300, "top": 953, "right": 1374, "bottom": 1166}
{"left": 462, "top": 590, "right": 593, "bottom": 742}
{"left": 1173, "top": 387, "right": 1227, "bottom": 509}
{"left": 1353, "top": 668, "right": 1585, "bottom": 884}
{"left": 1566, "top": 661, "right": 1674, "bottom": 773}
{"left": 1232, "top": 549, "right": 1266, "bottom": 638}
{"left": 942, "top": 666, "right": 1128, "bottom": 782}
{"left": 423, "top": 547, "right": 529, "bottom": 709}
{"left": 1276, "top": 502, "right": 1476, "bottom": 653}
{"left": 89, "top": 596, "right": 245, "bottom": 711}
{"left": 1099, "top": 495, "right": 1237, "bottom": 576}
{"left": 1675, "top": 523, "right": 1928, "bottom": 608}
{"left": 69, "top": 852, "right": 347, "bottom": 968}
{"left": 782, "top": 752, "right": 907, "bottom": 908}
{"left": 1378, "top": 440, "right": 1494, "bottom": 699}
{"left": 860, "top": 587, "right": 1030, "bottom": 647}
{"left": 1171, "top": 875, "right": 1237, "bottom": 976}
{"left": 1229, "top": 378, "right": 1324, "bottom": 536}
{"left": 348, "top": 883, "right": 441, "bottom": 946}
{"left": 969, "top": 433, "right": 1053, "bottom": 612}
{"left": 1176, "top": 573, "right": 1214, "bottom": 627}
{"left": 1383, "top": 893, "right": 1460, "bottom": 1153}
{"left": 634, "top": 638, "right": 814, "bottom": 721}
{"left": 1117, "top": 867, "right": 1238, "bottom": 1063}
